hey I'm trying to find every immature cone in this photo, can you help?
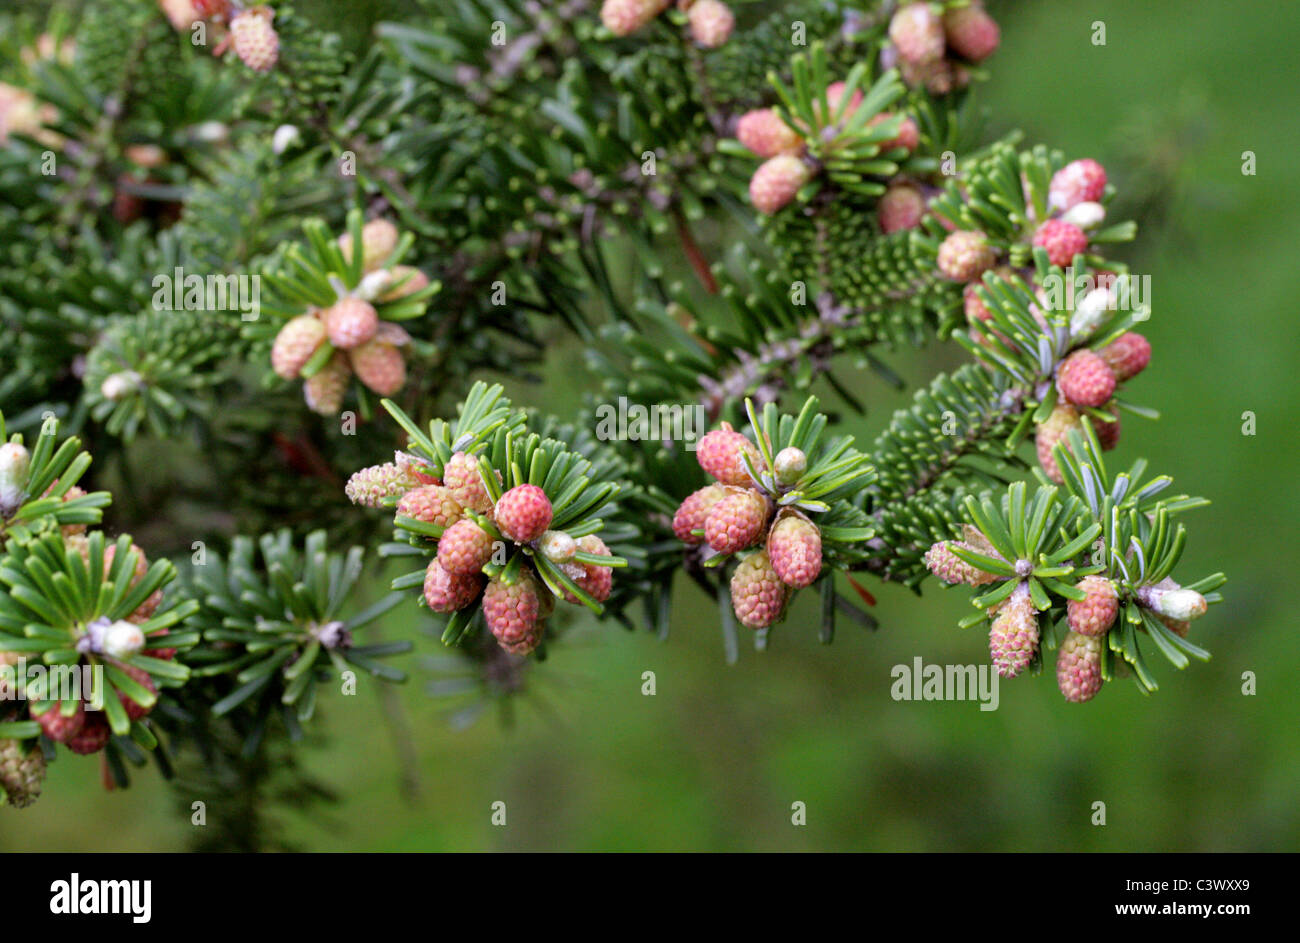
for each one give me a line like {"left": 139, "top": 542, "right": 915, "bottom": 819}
{"left": 349, "top": 340, "right": 406, "bottom": 396}
{"left": 704, "top": 489, "right": 771, "bottom": 554}
{"left": 673, "top": 484, "right": 727, "bottom": 544}
{"left": 33, "top": 700, "right": 86, "bottom": 743}
{"left": 562, "top": 535, "right": 614, "bottom": 604}
{"left": 697, "top": 423, "right": 762, "bottom": 487}
{"left": 922, "top": 540, "right": 997, "bottom": 586}
{"left": 819, "top": 81, "right": 864, "bottom": 124}
{"left": 397, "top": 485, "right": 463, "bottom": 530}
{"left": 730, "top": 550, "right": 786, "bottom": 629}
{"left": 66, "top": 713, "right": 111, "bottom": 755}
{"left": 1057, "top": 349, "right": 1116, "bottom": 408}
{"left": 936, "top": 230, "right": 996, "bottom": 281}
{"left": 889, "top": 2, "right": 945, "bottom": 64}
{"left": 1049, "top": 159, "right": 1107, "bottom": 212}
{"left": 1033, "top": 220, "right": 1089, "bottom": 268}
{"left": 345, "top": 461, "right": 420, "bottom": 507}
{"left": 0, "top": 739, "right": 45, "bottom": 808}
{"left": 767, "top": 515, "right": 822, "bottom": 588}
{"left": 1099, "top": 332, "right": 1151, "bottom": 381}
{"left": 736, "top": 108, "right": 803, "bottom": 158}
{"left": 443, "top": 452, "right": 494, "bottom": 513}
{"left": 943, "top": 2, "right": 1000, "bottom": 61}
{"left": 750, "top": 155, "right": 812, "bottom": 215}
{"left": 688, "top": 0, "right": 734, "bottom": 47}
{"left": 270, "top": 315, "right": 325, "bottom": 379}
{"left": 1067, "top": 575, "right": 1119, "bottom": 637}
{"left": 379, "top": 266, "right": 430, "bottom": 302}
{"left": 303, "top": 353, "right": 351, "bottom": 415}
{"left": 230, "top": 6, "right": 278, "bottom": 72}
{"left": 324, "top": 298, "right": 379, "bottom": 350}
{"left": 103, "top": 545, "right": 161, "bottom": 622}
{"left": 1035, "top": 403, "right": 1082, "bottom": 484}
{"left": 339, "top": 219, "right": 400, "bottom": 274}
{"left": 483, "top": 573, "right": 546, "bottom": 655}
{"left": 878, "top": 183, "right": 926, "bottom": 234}
{"left": 867, "top": 112, "right": 920, "bottom": 152}
{"left": 494, "top": 484, "right": 553, "bottom": 543}
{"left": 601, "top": 0, "right": 669, "bottom": 36}
{"left": 988, "top": 584, "right": 1039, "bottom": 678}
{"left": 437, "top": 519, "right": 496, "bottom": 576}
{"left": 1056, "top": 630, "right": 1104, "bottom": 703}
{"left": 423, "top": 558, "right": 484, "bottom": 613}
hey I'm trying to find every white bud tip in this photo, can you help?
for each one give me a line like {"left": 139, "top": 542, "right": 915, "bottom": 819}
{"left": 1060, "top": 201, "right": 1105, "bottom": 230}
{"left": 272, "top": 124, "right": 301, "bottom": 155}
{"left": 356, "top": 269, "right": 395, "bottom": 301}
{"left": 539, "top": 530, "right": 577, "bottom": 564}
{"left": 103, "top": 621, "right": 146, "bottom": 658}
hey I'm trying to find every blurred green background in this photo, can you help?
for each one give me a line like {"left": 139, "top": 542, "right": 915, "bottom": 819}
{"left": 4, "top": 0, "right": 1299, "bottom": 851}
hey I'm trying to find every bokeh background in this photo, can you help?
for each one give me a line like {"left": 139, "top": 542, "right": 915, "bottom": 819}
{"left": 4, "top": 0, "right": 1299, "bottom": 851}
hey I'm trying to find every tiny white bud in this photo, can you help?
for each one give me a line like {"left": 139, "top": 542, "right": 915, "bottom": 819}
{"left": 191, "top": 121, "right": 229, "bottom": 143}
{"left": 0, "top": 442, "right": 32, "bottom": 515}
{"left": 1153, "top": 588, "right": 1208, "bottom": 622}
{"left": 272, "top": 124, "right": 301, "bottom": 155}
{"left": 103, "top": 620, "right": 146, "bottom": 659}
{"left": 356, "top": 269, "right": 395, "bottom": 301}
{"left": 1069, "top": 287, "right": 1114, "bottom": 339}
{"left": 100, "top": 371, "right": 142, "bottom": 401}
{"left": 1060, "top": 201, "right": 1105, "bottom": 230}
{"left": 538, "top": 530, "right": 577, "bottom": 564}
{"left": 773, "top": 447, "right": 807, "bottom": 486}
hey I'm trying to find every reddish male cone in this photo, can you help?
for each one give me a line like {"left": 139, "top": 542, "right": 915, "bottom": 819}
{"left": 943, "top": 3, "right": 1000, "bottom": 61}
{"left": 601, "top": 0, "right": 669, "bottom": 36}
{"left": 1067, "top": 575, "right": 1119, "bottom": 637}
{"left": 1098, "top": 332, "right": 1151, "bottom": 381}
{"left": 437, "top": 519, "right": 496, "bottom": 576}
{"left": 230, "top": 6, "right": 278, "bottom": 72}
{"left": 397, "top": 485, "right": 463, "bottom": 530}
{"left": 379, "top": 266, "right": 430, "bottom": 302}
{"left": 867, "top": 112, "right": 920, "bottom": 152}
{"left": 704, "top": 489, "right": 771, "bottom": 554}
{"left": 339, "top": 219, "right": 400, "bottom": 273}
{"left": 818, "top": 81, "right": 864, "bottom": 124}
{"left": 33, "top": 700, "right": 86, "bottom": 743}
{"left": 889, "top": 2, "right": 945, "bottom": 64}
{"left": 731, "top": 550, "right": 786, "bottom": 629}
{"left": 115, "top": 664, "right": 157, "bottom": 721}
{"left": 923, "top": 540, "right": 998, "bottom": 586}
{"left": 483, "top": 573, "right": 547, "bottom": 655}
{"left": 937, "top": 230, "right": 996, "bottom": 281}
{"left": 1036, "top": 403, "right": 1082, "bottom": 484}
{"left": 736, "top": 108, "right": 803, "bottom": 158}
{"left": 1093, "top": 411, "right": 1121, "bottom": 451}
{"left": 673, "top": 483, "right": 728, "bottom": 544}
{"left": 303, "top": 353, "right": 351, "bottom": 415}
{"left": 562, "top": 535, "right": 614, "bottom": 604}
{"left": 1057, "top": 349, "right": 1116, "bottom": 408}
{"left": 423, "top": 558, "right": 484, "bottom": 613}
{"left": 443, "top": 452, "right": 493, "bottom": 513}
{"left": 324, "top": 297, "right": 379, "bottom": 350}
{"left": 1049, "top": 159, "right": 1107, "bottom": 212}
{"left": 878, "top": 182, "right": 925, "bottom": 234}
{"left": 494, "top": 484, "right": 553, "bottom": 543}
{"left": 989, "top": 584, "right": 1039, "bottom": 678}
{"left": 767, "top": 515, "right": 822, "bottom": 588}
{"left": 349, "top": 339, "right": 406, "bottom": 396}
{"left": 1057, "top": 630, "right": 1104, "bottom": 702}
{"left": 688, "top": 0, "right": 734, "bottom": 48}
{"left": 66, "top": 712, "right": 111, "bottom": 755}
{"left": 750, "top": 155, "right": 812, "bottom": 215}
{"left": 270, "top": 315, "right": 326, "bottom": 379}
{"left": 696, "top": 423, "right": 762, "bottom": 487}
{"left": 1033, "top": 220, "right": 1089, "bottom": 268}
